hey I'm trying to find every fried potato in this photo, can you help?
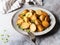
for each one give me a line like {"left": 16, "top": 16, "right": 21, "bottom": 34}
{"left": 42, "top": 21, "right": 49, "bottom": 28}
{"left": 30, "top": 23, "right": 36, "bottom": 32}
{"left": 35, "top": 19, "right": 41, "bottom": 25}
{"left": 45, "top": 16, "right": 50, "bottom": 22}
{"left": 26, "top": 12, "right": 32, "bottom": 18}
{"left": 30, "top": 9, "right": 35, "bottom": 14}
{"left": 39, "top": 15, "right": 45, "bottom": 21}
{"left": 35, "top": 10, "right": 42, "bottom": 15}
{"left": 37, "top": 25, "right": 44, "bottom": 32}
{"left": 21, "top": 22, "right": 30, "bottom": 29}
{"left": 16, "top": 18, "right": 23, "bottom": 25}
{"left": 41, "top": 11, "right": 48, "bottom": 16}
{"left": 23, "top": 16, "right": 28, "bottom": 22}
{"left": 36, "top": 10, "right": 48, "bottom": 16}
{"left": 30, "top": 14, "right": 37, "bottom": 22}
{"left": 21, "top": 9, "right": 29, "bottom": 15}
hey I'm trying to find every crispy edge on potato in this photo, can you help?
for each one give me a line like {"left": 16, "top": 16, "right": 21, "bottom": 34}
{"left": 45, "top": 16, "right": 50, "bottom": 22}
{"left": 16, "top": 18, "right": 24, "bottom": 25}
{"left": 36, "top": 9, "right": 48, "bottom": 16}
{"left": 42, "top": 21, "right": 49, "bottom": 28}
{"left": 30, "top": 23, "right": 36, "bottom": 32}
{"left": 21, "top": 22, "right": 30, "bottom": 29}
{"left": 30, "top": 13, "right": 37, "bottom": 22}
{"left": 35, "top": 9, "right": 42, "bottom": 15}
{"left": 37, "top": 25, "right": 44, "bottom": 32}
{"left": 29, "top": 9, "right": 36, "bottom": 14}
{"left": 21, "top": 9, "right": 29, "bottom": 15}
{"left": 26, "top": 12, "right": 32, "bottom": 18}
{"left": 39, "top": 15, "right": 46, "bottom": 21}
{"left": 35, "top": 19, "right": 41, "bottom": 25}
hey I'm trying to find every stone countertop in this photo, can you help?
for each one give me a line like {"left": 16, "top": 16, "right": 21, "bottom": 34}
{"left": 0, "top": 0, "right": 60, "bottom": 45}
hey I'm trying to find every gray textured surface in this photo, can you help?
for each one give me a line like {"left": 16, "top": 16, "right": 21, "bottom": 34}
{"left": 0, "top": 0, "right": 60, "bottom": 45}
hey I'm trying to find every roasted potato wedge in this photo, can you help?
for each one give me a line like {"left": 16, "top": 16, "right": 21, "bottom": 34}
{"left": 37, "top": 25, "right": 44, "bottom": 32}
{"left": 39, "top": 15, "right": 45, "bottom": 21}
{"left": 35, "top": 19, "right": 41, "bottom": 25}
{"left": 16, "top": 18, "right": 23, "bottom": 25}
{"left": 21, "top": 22, "right": 30, "bottom": 29}
{"left": 42, "top": 21, "right": 49, "bottom": 28}
{"left": 35, "top": 10, "right": 42, "bottom": 15}
{"left": 45, "top": 16, "right": 50, "bottom": 22}
{"left": 30, "top": 23, "right": 36, "bottom": 32}
{"left": 26, "top": 12, "right": 32, "bottom": 18}
{"left": 21, "top": 9, "right": 29, "bottom": 15}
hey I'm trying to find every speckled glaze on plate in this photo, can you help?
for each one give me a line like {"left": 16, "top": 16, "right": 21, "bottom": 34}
{"left": 11, "top": 7, "right": 56, "bottom": 36}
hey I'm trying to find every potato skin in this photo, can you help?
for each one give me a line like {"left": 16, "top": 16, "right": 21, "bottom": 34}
{"left": 21, "top": 22, "right": 30, "bottom": 29}
{"left": 45, "top": 16, "right": 50, "bottom": 22}
{"left": 37, "top": 25, "right": 44, "bottom": 32}
{"left": 42, "top": 21, "right": 49, "bottom": 28}
{"left": 35, "top": 19, "right": 41, "bottom": 25}
{"left": 35, "top": 10, "right": 42, "bottom": 15}
{"left": 16, "top": 18, "right": 23, "bottom": 25}
{"left": 21, "top": 9, "right": 29, "bottom": 15}
{"left": 39, "top": 15, "right": 45, "bottom": 21}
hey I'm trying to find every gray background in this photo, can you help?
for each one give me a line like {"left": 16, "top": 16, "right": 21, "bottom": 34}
{"left": 0, "top": 0, "right": 60, "bottom": 45}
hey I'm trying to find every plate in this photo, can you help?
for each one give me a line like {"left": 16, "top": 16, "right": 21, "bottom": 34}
{"left": 11, "top": 7, "right": 56, "bottom": 36}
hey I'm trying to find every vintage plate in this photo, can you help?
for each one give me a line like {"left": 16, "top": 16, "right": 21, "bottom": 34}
{"left": 11, "top": 7, "right": 56, "bottom": 36}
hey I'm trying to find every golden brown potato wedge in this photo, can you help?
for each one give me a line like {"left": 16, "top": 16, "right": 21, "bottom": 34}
{"left": 36, "top": 10, "right": 48, "bottom": 16}
{"left": 30, "top": 9, "right": 35, "bottom": 14}
{"left": 42, "top": 21, "right": 49, "bottom": 28}
{"left": 35, "top": 10, "right": 42, "bottom": 15}
{"left": 16, "top": 19, "right": 23, "bottom": 25}
{"left": 26, "top": 12, "right": 32, "bottom": 18}
{"left": 41, "top": 11, "right": 48, "bottom": 16}
{"left": 30, "top": 14, "right": 37, "bottom": 22}
{"left": 21, "top": 9, "right": 29, "bottom": 15}
{"left": 35, "top": 19, "right": 41, "bottom": 25}
{"left": 39, "top": 15, "right": 45, "bottom": 21}
{"left": 21, "top": 22, "right": 30, "bottom": 29}
{"left": 45, "top": 16, "right": 50, "bottom": 22}
{"left": 30, "top": 23, "right": 36, "bottom": 32}
{"left": 23, "top": 16, "right": 29, "bottom": 22}
{"left": 37, "top": 25, "right": 44, "bottom": 32}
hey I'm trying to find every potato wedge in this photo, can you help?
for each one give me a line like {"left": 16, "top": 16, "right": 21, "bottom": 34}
{"left": 16, "top": 19, "right": 23, "bottom": 25}
{"left": 45, "top": 16, "right": 50, "bottom": 22}
{"left": 30, "top": 23, "right": 36, "bottom": 32}
{"left": 30, "top": 14, "right": 37, "bottom": 22}
{"left": 30, "top": 9, "right": 35, "bottom": 14}
{"left": 41, "top": 11, "right": 48, "bottom": 16}
{"left": 39, "top": 15, "right": 45, "bottom": 21}
{"left": 21, "top": 22, "right": 30, "bottom": 29}
{"left": 37, "top": 25, "right": 44, "bottom": 32}
{"left": 21, "top": 9, "right": 29, "bottom": 15}
{"left": 35, "top": 19, "right": 41, "bottom": 25}
{"left": 42, "top": 21, "right": 49, "bottom": 28}
{"left": 26, "top": 12, "right": 32, "bottom": 18}
{"left": 35, "top": 10, "right": 42, "bottom": 15}
{"left": 23, "top": 16, "right": 28, "bottom": 22}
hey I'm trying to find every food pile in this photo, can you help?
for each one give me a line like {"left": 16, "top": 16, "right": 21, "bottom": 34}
{"left": 16, "top": 9, "right": 50, "bottom": 32}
